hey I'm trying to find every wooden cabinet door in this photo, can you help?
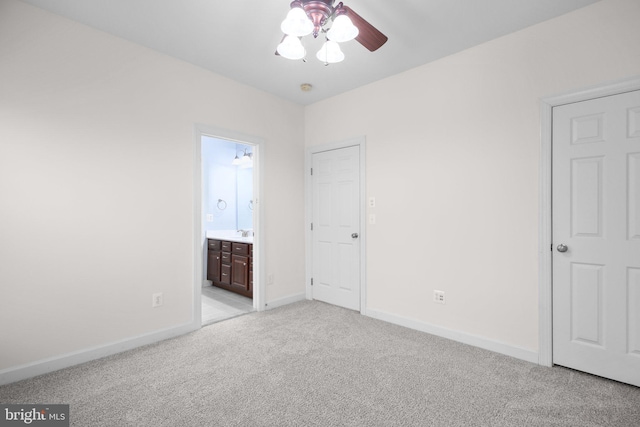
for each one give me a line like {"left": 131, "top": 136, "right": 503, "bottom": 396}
{"left": 207, "top": 250, "right": 221, "bottom": 282}
{"left": 231, "top": 254, "right": 250, "bottom": 291}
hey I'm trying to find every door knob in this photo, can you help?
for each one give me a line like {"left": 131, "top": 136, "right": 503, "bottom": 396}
{"left": 351, "top": 233, "right": 359, "bottom": 238}
{"left": 557, "top": 244, "right": 568, "bottom": 253}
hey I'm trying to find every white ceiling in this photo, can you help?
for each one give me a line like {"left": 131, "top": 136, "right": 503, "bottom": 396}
{"left": 19, "top": 0, "right": 600, "bottom": 105}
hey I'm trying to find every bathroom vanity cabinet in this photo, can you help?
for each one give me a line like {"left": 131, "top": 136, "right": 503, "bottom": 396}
{"left": 207, "top": 238, "right": 253, "bottom": 298}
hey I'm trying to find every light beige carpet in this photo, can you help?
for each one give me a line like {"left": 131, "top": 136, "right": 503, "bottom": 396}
{"left": 1, "top": 300, "right": 639, "bottom": 426}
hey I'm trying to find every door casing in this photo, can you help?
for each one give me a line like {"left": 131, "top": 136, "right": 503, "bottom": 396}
{"left": 539, "top": 75, "right": 640, "bottom": 366}
{"left": 305, "top": 137, "right": 367, "bottom": 314}
{"left": 194, "top": 124, "right": 265, "bottom": 329}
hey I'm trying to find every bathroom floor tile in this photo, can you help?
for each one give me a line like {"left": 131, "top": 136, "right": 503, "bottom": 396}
{"left": 201, "top": 285, "right": 254, "bottom": 325}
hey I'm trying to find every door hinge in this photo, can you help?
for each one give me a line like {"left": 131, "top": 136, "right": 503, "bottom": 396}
{"left": 551, "top": 243, "right": 553, "bottom": 251}
{"left": 311, "top": 278, "right": 314, "bottom": 286}
{"left": 310, "top": 167, "right": 313, "bottom": 176}
{"left": 311, "top": 222, "right": 313, "bottom": 231}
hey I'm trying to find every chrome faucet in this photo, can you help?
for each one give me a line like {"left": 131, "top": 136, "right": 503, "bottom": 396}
{"left": 237, "top": 229, "right": 251, "bottom": 238}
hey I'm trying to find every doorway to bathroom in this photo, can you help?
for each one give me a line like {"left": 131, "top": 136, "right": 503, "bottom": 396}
{"left": 198, "top": 129, "right": 262, "bottom": 326}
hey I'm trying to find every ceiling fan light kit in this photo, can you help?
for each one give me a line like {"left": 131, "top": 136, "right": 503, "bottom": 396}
{"left": 276, "top": 35, "right": 306, "bottom": 60}
{"left": 280, "top": 5, "right": 314, "bottom": 37}
{"left": 316, "top": 40, "right": 344, "bottom": 64}
{"left": 276, "top": 0, "right": 387, "bottom": 64}
{"left": 326, "top": 13, "right": 358, "bottom": 43}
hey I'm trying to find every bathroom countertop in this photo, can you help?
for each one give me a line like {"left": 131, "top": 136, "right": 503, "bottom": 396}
{"left": 205, "top": 231, "right": 253, "bottom": 244}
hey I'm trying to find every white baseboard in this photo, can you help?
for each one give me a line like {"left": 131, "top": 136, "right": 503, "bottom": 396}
{"left": 365, "top": 308, "right": 539, "bottom": 364}
{"left": 0, "top": 321, "right": 199, "bottom": 386}
{"left": 265, "top": 293, "right": 306, "bottom": 310}
{"left": 1, "top": 301, "right": 537, "bottom": 386}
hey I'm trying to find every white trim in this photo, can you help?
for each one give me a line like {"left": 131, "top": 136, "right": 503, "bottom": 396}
{"left": 538, "top": 99, "right": 553, "bottom": 367}
{"left": 0, "top": 321, "right": 197, "bottom": 386}
{"left": 538, "top": 75, "right": 640, "bottom": 367}
{"left": 265, "top": 293, "right": 307, "bottom": 310}
{"left": 366, "top": 308, "right": 538, "bottom": 364}
{"left": 193, "top": 127, "right": 203, "bottom": 328}
{"left": 359, "top": 141, "right": 367, "bottom": 315}
{"left": 305, "top": 137, "right": 367, "bottom": 314}
{"left": 194, "top": 124, "right": 266, "bottom": 313}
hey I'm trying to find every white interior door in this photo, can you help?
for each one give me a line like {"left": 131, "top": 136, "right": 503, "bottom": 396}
{"left": 311, "top": 146, "right": 361, "bottom": 311}
{"left": 552, "top": 89, "right": 640, "bottom": 387}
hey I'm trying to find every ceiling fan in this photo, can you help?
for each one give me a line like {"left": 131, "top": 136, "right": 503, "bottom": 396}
{"left": 276, "top": 0, "right": 388, "bottom": 64}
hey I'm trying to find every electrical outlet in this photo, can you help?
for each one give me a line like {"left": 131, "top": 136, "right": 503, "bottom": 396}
{"left": 434, "top": 290, "right": 445, "bottom": 304}
{"left": 267, "top": 274, "right": 275, "bottom": 286}
{"left": 206, "top": 214, "right": 214, "bottom": 222}
{"left": 152, "top": 292, "right": 163, "bottom": 308}
{"left": 368, "top": 197, "right": 376, "bottom": 208}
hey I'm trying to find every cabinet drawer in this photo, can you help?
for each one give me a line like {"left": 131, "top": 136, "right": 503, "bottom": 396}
{"left": 220, "top": 264, "right": 231, "bottom": 284}
{"left": 221, "top": 252, "right": 232, "bottom": 264}
{"left": 232, "top": 242, "right": 249, "bottom": 255}
{"left": 221, "top": 241, "right": 232, "bottom": 252}
{"left": 207, "top": 239, "right": 221, "bottom": 251}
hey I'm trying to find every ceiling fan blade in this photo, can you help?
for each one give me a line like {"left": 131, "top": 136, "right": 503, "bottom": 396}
{"left": 344, "top": 6, "right": 388, "bottom": 52}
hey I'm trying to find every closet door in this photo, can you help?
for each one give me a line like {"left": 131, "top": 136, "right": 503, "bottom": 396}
{"left": 552, "top": 89, "right": 640, "bottom": 387}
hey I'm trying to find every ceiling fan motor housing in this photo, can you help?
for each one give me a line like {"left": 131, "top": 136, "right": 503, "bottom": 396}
{"left": 294, "top": 0, "right": 337, "bottom": 38}
{"left": 281, "top": 0, "right": 387, "bottom": 57}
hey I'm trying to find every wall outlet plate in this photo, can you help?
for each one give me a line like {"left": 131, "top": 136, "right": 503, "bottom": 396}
{"left": 152, "top": 292, "right": 163, "bottom": 308}
{"left": 434, "top": 290, "right": 445, "bottom": 304}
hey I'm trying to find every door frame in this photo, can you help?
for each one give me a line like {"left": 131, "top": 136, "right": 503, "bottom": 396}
{"left": 305, "top": 137, "right": 367, "bottom": 314}
{"left": 193, "top": 124, "right": 265, "bottom": 329}
{"left": 538, "top": 75, "right": 640, "bottom": 366}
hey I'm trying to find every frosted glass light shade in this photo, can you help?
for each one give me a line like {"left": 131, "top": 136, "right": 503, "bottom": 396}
{"left": 277, "top": 35, "right": 306, "bottom": 60}
{"left": 327, "top": 15, "right": 358, "bottom": 42}
{"left": 280, "top": 7, "right": 313, "bottom": 37}
{"left": 316, "top": 40, "right": 344, "bottom": 64}
{"left": 240, "top": 151, "right": 252, "bottom": 165}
